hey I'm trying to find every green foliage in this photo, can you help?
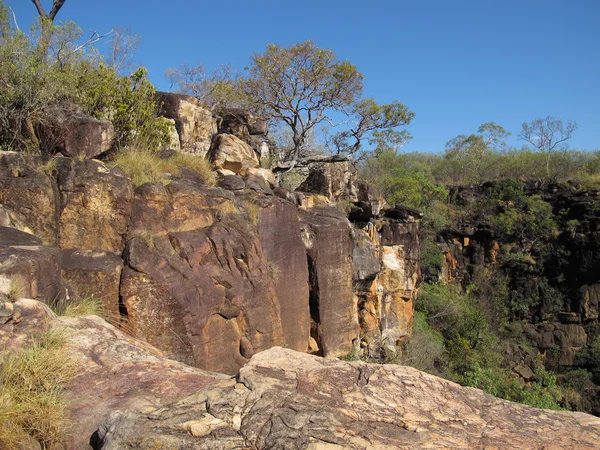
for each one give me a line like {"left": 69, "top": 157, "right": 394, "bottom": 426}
{"left": 361, "top": 149, "right": 448, "bottom": 212}
{"left": 0, "top": 6, "right": 168, "bottom": 154}
{"left": 420, "top": 241, "right": 444, "bottom": 281}
{"left": 82, "top": 66, "right": 171, "bottom": 151}
{"left": 460, "top": 365, "right": 564, "bottom": 410}
{"left": 411, "top": 281, "right": 569, "bottom": 410}
{"left": 400, "top": 311, "right": 444, "bottom": 372}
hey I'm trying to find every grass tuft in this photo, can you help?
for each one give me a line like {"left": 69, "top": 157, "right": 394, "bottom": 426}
{"left": 0, "top": 330, "right": 78, "bottom": 449}
{"left": 111, "top": 148, "right": 216, "bottom": 187}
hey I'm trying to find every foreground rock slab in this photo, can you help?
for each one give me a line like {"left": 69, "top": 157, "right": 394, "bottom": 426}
{"left": 98, "top": 347, "right": 600, "bottom": 449}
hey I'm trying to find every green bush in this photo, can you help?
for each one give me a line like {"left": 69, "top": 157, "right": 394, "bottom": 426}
{"left": 0, "top": 4, "right": 169, "bottom": 154}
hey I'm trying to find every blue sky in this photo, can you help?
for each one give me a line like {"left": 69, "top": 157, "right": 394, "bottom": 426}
{"left": 6, "top": 0, "right": 599, "bottom": 152}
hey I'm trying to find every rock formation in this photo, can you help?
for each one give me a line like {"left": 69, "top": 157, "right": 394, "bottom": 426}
{"left": 3, "top": 300, "right": 600, "bottom": 449}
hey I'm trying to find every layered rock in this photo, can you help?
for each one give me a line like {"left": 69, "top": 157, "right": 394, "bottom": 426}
{"left": 300, "top": 206, "right": 358, "bottom": 357}
{"left": 0, "top": 152, "right": 60, "bottom": 246}
{"left": 58, "top": 115, "right": 114, "bottom": 159}
{"left": 97, "top": 347, "right": 600, "bottom": 450}
{"left": 157, "top": 92, "right": 217, "bottom": 156}
{"left": 121, "top": 181, "right": 285, "bottom": 373}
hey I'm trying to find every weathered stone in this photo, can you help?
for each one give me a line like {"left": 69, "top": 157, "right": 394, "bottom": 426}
{"left": 240, "top": 167, "right": 276, "bottom": 188}
{"left": 298, "top": 161, "right": 357, "bottom": 202}
{"left": 0, "top": 152, "right": 60, "bottom": 246}
{"left": 0, "top": 299, "right": 226, "bottom": 450}
{"left": 352, "top": 227, "right": 380, "bottom": 281}
{"left": 123, "top": 184, "right": 284, "bottom": 374}
{"left": 300, "top": 207, "right": 358, "bottom": 357}
{"left": 97, "top": 347, "right": 600, "bottom": 450}
{"left": 216, "top": 108, "right": 268, "bottom": 138}
{"left": 157, "top": 92, "right": 217, "bottom": 156}
{"left": 258, "top": 198, "right": 310, "bottom": 352}
{"left": 217, "top": 174, "right": 245, "bottom": 191}
{"left": 163, "top": 117, "right": 181, "bottom": 150}
{"left": 57, "top": 159, "right": 133, "bottom": 253}
{"left": 59, "top": 249, "right": 123, "bottom": 317}
{"left": 513, "top": 363, "right": 534, "bottom": 381}
{"left": 208, "top": 133, "right": 259, "bottom": 173}
{"left": 579, "top": 284, "right": 600, "bottom": 321}
{"left": 59, "top": 115, "right": 114, "bottom": 159}
{"left": 0, "top": 227, "right": 65, "bottom": 303}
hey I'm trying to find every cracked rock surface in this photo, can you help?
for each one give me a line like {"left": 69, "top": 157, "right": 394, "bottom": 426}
{"left": 97, "top": 347, "right": 600, "bottom": 450}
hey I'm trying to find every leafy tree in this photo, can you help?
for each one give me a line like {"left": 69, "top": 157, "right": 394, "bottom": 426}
{"left": 243, "top": 41, "right": 363, "bottom": 164}
{"left": 444, "top": 122, "right": 510, "bottom": 183}
{"left": 0, "top": 1, "right": 169, "bottom": 153}
{"left": 329, "top": 98, "right": 414, "bottom": 160}
{"left": 518, "top": 116, "right": 578, "bottom": 178}
{"left": 243, "top": 41, "right": 413, "bottom": 165}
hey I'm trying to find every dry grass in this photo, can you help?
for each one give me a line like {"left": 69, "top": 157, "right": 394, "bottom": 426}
{"left": 111, "top": 148, "right": 216, "bottom": 187}
{"left": 243, "top": 199, "right": 260, "bottom": 225}
{"left": 0, "top": 330, "right": 78, "bottom": 449}
{"left": 61, "top": 297, "right": 103, "bottom": 317}
{"left": 7, "top": 277, "right": 26, "bottom": 302}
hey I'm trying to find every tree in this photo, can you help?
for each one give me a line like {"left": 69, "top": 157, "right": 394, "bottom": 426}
{"left": 30, "top": 0, "right": 66, "bottom": 57}
{"left": 165, "top": 63, "right": 248, "bottom": 110}
{"left": 329, "top": 98, "right": 414, "bottom": 159}
{"left": 445, "top": 122, "right": 510, "bottom": 183}
{"left": 518, "top": 116, "right": 577, "bottom": 178}
{"left": 243, "top": 41, "right": 363, "bottom": 164}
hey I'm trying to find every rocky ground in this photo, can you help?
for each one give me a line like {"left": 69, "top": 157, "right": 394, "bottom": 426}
{"left": 2, "top": 299, "right": 600, "bottom": 449}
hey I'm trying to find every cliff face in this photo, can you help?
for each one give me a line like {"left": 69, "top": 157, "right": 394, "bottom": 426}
{"left": 435, "top": 182, "right": 600, "bottom": 414}
{"left": 0, "top": 93, "right": 420, "bottom": 374}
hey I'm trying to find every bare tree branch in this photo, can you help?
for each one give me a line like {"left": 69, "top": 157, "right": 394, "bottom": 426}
{"left": 31, "top": 0, "right": 47, "bottom": 17}
{"left": 48, "top": 0, "right": 66, "bottom": 20}
{"left": 7, "top": 7, "right": 19, "bottom": 31}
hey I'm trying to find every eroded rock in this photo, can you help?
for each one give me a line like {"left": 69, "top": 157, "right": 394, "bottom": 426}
{"left": 97, "top": 347, "right": 600, "bottom": 450}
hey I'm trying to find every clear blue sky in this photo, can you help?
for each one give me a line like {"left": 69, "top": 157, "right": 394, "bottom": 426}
{"left": 6, "top": 0, "right": 600, "bottom": 152}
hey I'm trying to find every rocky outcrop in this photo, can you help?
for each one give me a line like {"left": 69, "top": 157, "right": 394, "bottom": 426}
{"left": 57, "top": 159, "right": 133, "bottom": 253}
{"left": 298, "top": 159, "right": 357, "bottom": 202}
{"left": 121, "top": 181, "right": 285, "bottom": 374}
{"left": 0, "top": 146, "right": 424, "bottom": 379}
{"left": 207, "top": 133, "right": 259, "bottom": 173}
{"left": 0, "top": 298, "right": 227, "bottom": 450}
{"left": 98, "top": 347, "right": 600, "bottom": 450}
{"left": 0, "top": 152, "right": 60, "bottom": 246}
{"left": 58, "top": 115, "right": 114, "bottom": 159}
{"left": 301, "top": 206, "right": 358, "bottom": 357}
{"left": 157, "top": 92, "right": 217, "bottom": 156}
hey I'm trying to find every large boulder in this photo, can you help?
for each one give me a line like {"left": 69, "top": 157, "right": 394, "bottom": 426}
{"left": 97, "top": 347, "right": 600, "bottom": 450}
{"left": 0, "top": 152, "right": 60, "bottom": 246}
{"left": 59, "top": 249, "right": 123, "bottom": 317}
{"left": 0, "top": 227, "right": 66, "bottom": 303}
{"left": 208, "top": 133, "right": 259, "bottom": 173}
{"left": 298, "top": 160, "right": 358, "bottom": 202}
{"left": 216, "top": 108, "right": 268, "bottom": 138}
{"left": 59, "top": 115, "right": 114, "bottom": 159}
{"left": 157, "top": 92, "right": 217, "bottom": 156}
{"left": 57, "top": 159, "right": 134, "bottom": 253}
